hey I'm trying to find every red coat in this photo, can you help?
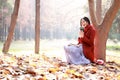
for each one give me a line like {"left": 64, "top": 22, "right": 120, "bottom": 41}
{"left": 78, "top": 25, "right": 95, "bottom": 62}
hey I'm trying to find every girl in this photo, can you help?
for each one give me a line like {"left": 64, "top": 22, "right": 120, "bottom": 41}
{"left": 64, "top": 17, "right": 95, "bottom": 64}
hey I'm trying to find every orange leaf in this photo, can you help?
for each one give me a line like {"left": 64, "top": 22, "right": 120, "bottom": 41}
{"left": 117, "top": 74, "right": 120, "bottom": 80}
{"left": 3, "top": 69, "right": 11, "bottom": 75}
{"left": 48, "top": 67, "right": 59, "bottom": 73}
{"left": 73, "top": 72, "right": 83, "bottom": 78}
{"left": 66, "top": 69, "right": 75, "bottom": 74}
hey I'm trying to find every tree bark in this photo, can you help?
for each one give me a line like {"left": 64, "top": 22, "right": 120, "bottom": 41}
{"left": 88, "top": 0, "right": 120, "bottom": 61}
{"left": 2, "top": 0, "right": 20, "bottom": 53}
{"left": 94, "top": 25, "right": 108, "bottom": 61}
{"left": 35, "top": 0, "right": 40, "bottom": 53}
{"left": 96, "top": 0, "right": 102, "bottom": 24}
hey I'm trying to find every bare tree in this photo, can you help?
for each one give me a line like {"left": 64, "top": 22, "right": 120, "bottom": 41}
{"left": 2, "top": 0, "right": 20, "bottom": 53}
{"left": 35, "top": 0, "right": 40, "bottom": 53}
{"left": 88, "top": 0, "right": 120, "bottom": 61}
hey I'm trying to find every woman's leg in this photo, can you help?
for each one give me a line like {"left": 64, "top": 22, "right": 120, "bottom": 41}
{"left": 79, "top": 45, "right": 90, "bottom": 64}
{"left": 64, "top": 44, "right": 90, "bottom": 64}
{"left": 64, "top": 45, "right": 72, "bottom": 63}
{"left": 64, "top": 45, "right": 83, "bottom": 64}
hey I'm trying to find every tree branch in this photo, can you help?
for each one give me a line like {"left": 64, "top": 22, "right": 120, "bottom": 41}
{"left": 88, "top": 0, "right": 98, "bottom": 28}
{"left": 102, "top": 0, "right": 120, "bottom": 29}
{"left": 96, "top": 0, "right": 102, "bottom": 24}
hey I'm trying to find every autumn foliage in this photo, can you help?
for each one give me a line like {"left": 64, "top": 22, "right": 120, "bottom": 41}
{"left": 0, "top": 53, "right": 119, "bottom": 79}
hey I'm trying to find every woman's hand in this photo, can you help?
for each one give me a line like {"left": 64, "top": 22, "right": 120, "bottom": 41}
{"left": 75, "top": 44, "right": 80, "bottom": 48}
{"left": 68, "top": 43, "right": 76, "bottom": 46}
{"left": 79, "top": 31, "right": 84, "bottom": 38}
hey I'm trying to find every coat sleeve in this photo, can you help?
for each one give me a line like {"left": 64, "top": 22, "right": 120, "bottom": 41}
{"left": 77, "top": 37, "right": 82, "bottom": 44}
{"left": 82, "top": 28, "right": 95, "bottom": 46}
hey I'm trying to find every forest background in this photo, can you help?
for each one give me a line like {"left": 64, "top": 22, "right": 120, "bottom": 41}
{"left": 0, "top": 0, "right": 120, "bottom": 57}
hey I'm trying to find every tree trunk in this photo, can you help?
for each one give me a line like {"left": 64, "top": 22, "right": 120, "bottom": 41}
{"left": 94, "top": 26, "right": 108, "bottom": 61}
{"left": 88, "top": 0, "right": 120, "bottom": 61}
{"left": 2, "top": 0, "right": 20, "bottom": 53}
{"left": 35, "top": 0, "right": 40, "bottom": 53}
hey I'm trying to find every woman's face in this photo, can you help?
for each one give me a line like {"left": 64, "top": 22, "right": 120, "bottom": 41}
{"left": 81, "top": 19, "right": 88, "bottom": 28}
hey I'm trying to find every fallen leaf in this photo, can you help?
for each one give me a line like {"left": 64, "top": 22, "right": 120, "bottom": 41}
{"left": 66, "top": 69, "right": 75, "bottom": 74}
{"left": 26, "top": 68, "right": 36, "bottom": 76}
{"left": 48, "top": 67, "right": 59, "bottom": 73}
{"left": 0, "top": 59, "right": 3, "bottom": 64}
{"left": 87, "top": 67, "right": 97, "bottom": 74}
{"left": 3, "top": 69, "right": 11, "bottom": 75}
{"left": 73, "top": 72, "right": 83, "bottom": 78}
{"left": 117, "top": 74, "right": 120, "bottom": 80}
{"left": 62, "top": 73, "right": 69, "bottom": 78}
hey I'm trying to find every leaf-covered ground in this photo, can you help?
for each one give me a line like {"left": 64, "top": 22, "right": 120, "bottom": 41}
{"left": 0, "top": 53, "right": 120, "bottom": 80}
{"left": 0, "top": 40, "right": 120, "bottom": 79}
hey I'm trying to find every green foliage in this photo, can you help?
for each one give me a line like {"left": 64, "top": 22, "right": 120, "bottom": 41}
{"left": 107, "top": 45, "right": 120, "bottom": 51}
{"left": 0, "top": 0, "right": 13, "bottom": 33}
{"left": 0, "top": 0, "right": 5, "bottom": 8}
{"left": 109, "top": 33, "right": 120, "bottom": 40}
{"left": 109, "top": 9, "right": 120, "bottom": 40}
{"left": 0, "top": 0, "right": 13, "bottom": 18}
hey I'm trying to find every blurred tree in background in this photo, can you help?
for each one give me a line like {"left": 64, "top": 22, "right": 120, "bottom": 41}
{"left": 0, "top": 0, "right": 120, "bottom": 41}
{"left": 2, "top": 0, "right": 20, "bottom": 53}
{"left": 0, "top": 0, "right": 13, "bottom": 42}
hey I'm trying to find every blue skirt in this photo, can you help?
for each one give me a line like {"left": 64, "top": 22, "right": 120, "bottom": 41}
{"left": 64, "top": 44, "right": 90, "bottom": 65}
